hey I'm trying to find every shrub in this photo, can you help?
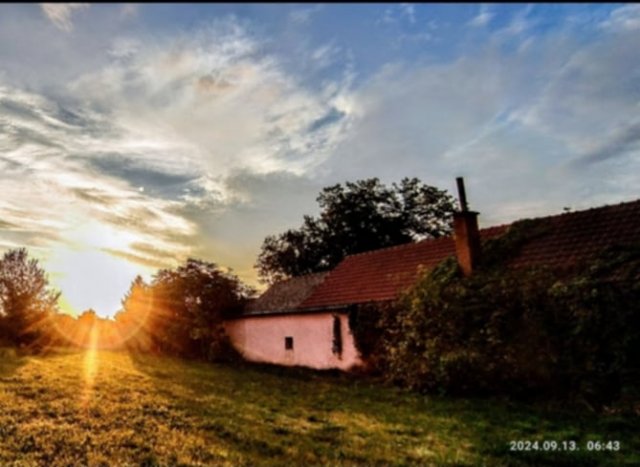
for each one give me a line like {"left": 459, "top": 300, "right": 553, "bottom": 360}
{"left": 348, "top": 302, "right": 395, "bottom": 373}
{"left": 377, "top": 222, "right": 640, "bottom": 408}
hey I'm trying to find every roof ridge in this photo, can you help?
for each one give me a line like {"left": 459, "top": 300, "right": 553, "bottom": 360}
{"left": 343, "top": 235, "right": 453, "bottom": 259}
{"left": 274, "top": 270, "right": 329, "bottom": 286}
{"left": 341, "top": 224, "right": 508, "bottom": 260}
{"left": 479, "top": 223, "right": 511, "bottom": 232}
{"left": 336, "top": 197, "right": 640, "bottom": 261}
{"left": 504, "top": 197, "right": 640, "bottom": 226}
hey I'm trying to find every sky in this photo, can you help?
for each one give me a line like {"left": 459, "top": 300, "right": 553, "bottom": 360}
{"left": 1, "top": 4, "right": 639, "bottom": 318}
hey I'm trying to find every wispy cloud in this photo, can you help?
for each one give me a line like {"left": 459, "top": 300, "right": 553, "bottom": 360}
{"left": 379, "top": 4, "right": 417, "bottom": 25}
{"left": 289, "top": 5, "right": 322, "bottom": 25}
{"left": 40, "top": 3, "right": 89, "bottom": 32}
{"left": 496, "top": 4, "right": 536, "bottom": 37}
{"left": 0, "top": 16, "right": 354, "bottom": 304}
{"left": 327, "top": 16, "right": 640, "bottom": 225}
{"left": 69, "top": 22, "right": 353, "bottom": 180}
{"left": 600, "top": 5, "right": 640, "bottom": 32}
{"left": 0, "top": 81, "right": 197, "bottom": 270}
{"left": 469, "top": 5, "right": 494, "bottom": 28}
{"left": 573, "top": 121, "right": 640, "bottom": 166}
{"left": 119, "top": 3, "right": 138, "bottom": 20}
{"left": 400, "top": 4, "right": 416, "bottom": 24}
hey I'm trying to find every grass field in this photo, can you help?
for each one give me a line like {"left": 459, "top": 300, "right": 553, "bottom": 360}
{"left": 0, "top": 348, "right": 637, "bottom": 466}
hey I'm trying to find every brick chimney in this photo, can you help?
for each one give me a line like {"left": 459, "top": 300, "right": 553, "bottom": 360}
{"left": 453, "top": 177, "right": 481, "bottom": 276}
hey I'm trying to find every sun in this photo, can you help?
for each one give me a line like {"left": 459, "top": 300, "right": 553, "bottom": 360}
{"left": 45, "top": 221, "right": 155, "bottom": 318}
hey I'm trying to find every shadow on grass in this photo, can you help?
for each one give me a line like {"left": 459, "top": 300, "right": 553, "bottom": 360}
{"left": 0, "top": 347, "right": 27, "bottom": 379}
{"left": 126, "top": 352, "right": 640, "bottom": 466}
{"left": 127, "top": 352, "right": 403, "bottom": 463}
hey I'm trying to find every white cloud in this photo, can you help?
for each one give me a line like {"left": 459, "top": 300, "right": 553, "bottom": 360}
{"left": 379, "top": 8, "right": 395, "bottom": 25}
{"left": 516, "top": 29, "right": 640, "bottom": 159}
{"left": 0, "top": 17, "right": 354, "bottom": 293}
{"left": 379, "top": 4, "right": 417, "bottom": 25}
{"left": 400, "top": 4, "right": 416, "bottom": 24}
{"left": 600, "top": 5, "right": 640, "bottom": 32}
{"left": 68, "top": 21, "right": 353, "bottom": 180}
{"left": 310, "top": 43, "right": 342, "bottom": 70}
{"left": 324, "top": 22, "right": 640, "bottom": 227}
{"left": 0, "top": 81, "right": 196, "bottom": 266}
{"left": 469, "top": 5, "right": 494, "bottom": 28}
{"left": 289, "top": 5, "right": 322, "bottom": 25}
{"left": 40, "top": 3, "right": 89, "bottom": 32}
{"left": 120, "top": 3, "right": 138, "bottom": 20}
{"left": 496, "top": 4, "right": 536, "bottom": 37}
{"left": 108, "top": 37, "right": 141, "bottom": 60}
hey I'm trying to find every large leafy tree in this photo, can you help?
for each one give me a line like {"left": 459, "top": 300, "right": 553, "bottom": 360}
{"left": 257, "top": 177, "right": 456, "bottom": 283}
{"left": 0, "top": 248, "right": 60, "bottom": 346}
{"left": 118, "top": 259, "right": 254, "bottom": 359}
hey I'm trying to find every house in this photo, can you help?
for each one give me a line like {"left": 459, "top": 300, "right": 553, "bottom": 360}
{"left": 225, "top": 180, "right": 640, "bottom": 371}
{"left": 223, "top": 271, "right": 362, "bottom": 371}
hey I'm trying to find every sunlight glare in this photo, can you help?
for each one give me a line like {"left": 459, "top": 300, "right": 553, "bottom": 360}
{"left": 80, "top": 323, "right": 100, "bottom": 410}
{"left": 47, "top": 241, "right": 153, "bottom": 318}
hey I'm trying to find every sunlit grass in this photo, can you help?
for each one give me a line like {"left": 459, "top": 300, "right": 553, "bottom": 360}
{"left": 80, "top": 325, "right": 99, "bottom": 411}
{"left": 0, "top": 349, "right": 637, "bottom": 466}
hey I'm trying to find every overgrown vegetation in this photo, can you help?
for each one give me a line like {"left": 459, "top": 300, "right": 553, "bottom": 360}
{"left": 348, "top": 302, "right": 390, "bottom": 372}
{"left": 0, "top": 349, "right": 637, "bottom": 466}
{"left": 369, "top": 220, "right": 640, "bottom": 410}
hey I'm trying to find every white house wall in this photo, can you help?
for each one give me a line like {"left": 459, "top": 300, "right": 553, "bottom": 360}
{"left": 224, "top": 312, "right": 361, "bottom": 371}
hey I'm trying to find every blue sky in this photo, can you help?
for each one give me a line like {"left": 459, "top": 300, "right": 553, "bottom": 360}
{"left": 1, "top": 4, "right": 639, "bottom": 317}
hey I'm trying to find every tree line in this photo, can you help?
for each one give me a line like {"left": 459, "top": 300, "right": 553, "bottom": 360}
{"left": 0, "top": 249, "right": 252, "bottom": 361}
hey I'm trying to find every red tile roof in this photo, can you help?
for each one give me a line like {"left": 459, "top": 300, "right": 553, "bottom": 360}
{"left": 299, "top": 198, "right": 640, "bottom": 310}
{"left": 507, "top": 199, "right": 640, "bottom": 272}
{"left": 299, "top": 225, "right": 506, "bottom": 310}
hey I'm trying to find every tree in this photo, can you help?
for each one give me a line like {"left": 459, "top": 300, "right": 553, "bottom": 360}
{"left": 75, "top": 309, "right": 99, "bottom": 348}
{"left": 256, "top": 177, "right": 456, "bottom": 283}
{"left": 77, "top": 308, "right": 98, "bottom": 326}
{"left": 48, "top": 312, "right": 77, "bottom": 347}
{"left": 114, "top": 276, "right": 155, "bottom": 352}
{"left": 0, "top": 248, "right": 60, "bottom": 347}
{"left": 135, "top": 259, "right": 253, "bottom": 360}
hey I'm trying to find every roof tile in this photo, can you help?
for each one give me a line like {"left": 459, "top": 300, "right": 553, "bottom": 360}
{"left": 246, "top": 272, "right": 329, "bottom": 314}
{"left": 299, "top": 226, "right": 506, "bottom": 309}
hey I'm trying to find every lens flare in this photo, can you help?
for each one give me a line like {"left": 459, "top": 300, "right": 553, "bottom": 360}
{"left": 80, "top": 323, "right": 100, "bottom": 410}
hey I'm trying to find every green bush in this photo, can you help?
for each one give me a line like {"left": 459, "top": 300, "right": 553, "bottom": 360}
{"left": 376, "top": 223, "right": 640, "bottom": 409}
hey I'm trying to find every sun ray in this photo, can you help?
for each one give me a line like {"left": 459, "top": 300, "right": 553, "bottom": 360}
{"left": 80, "top": 323, "right": 100, "bottom": 411}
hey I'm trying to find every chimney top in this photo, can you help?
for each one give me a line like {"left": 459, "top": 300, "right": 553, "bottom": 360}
{"left": 453, "top": 176, "right": 480, "bottom": 275}
{"left": 456, "top": 176, "right": 469, "bottom": 212}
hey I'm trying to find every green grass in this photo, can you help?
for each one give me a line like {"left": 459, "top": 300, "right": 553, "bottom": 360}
{"left": 0, "top": 348, "right": 637, "bottom": 466}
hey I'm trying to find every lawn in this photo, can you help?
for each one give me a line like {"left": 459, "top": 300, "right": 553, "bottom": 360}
{"left": 0, "top": 348, "right": 637, "bottom": 466}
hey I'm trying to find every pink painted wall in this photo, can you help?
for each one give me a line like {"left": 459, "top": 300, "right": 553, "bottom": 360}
{"left": 224, "top": 312, "right": 362, "bottom": 371}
